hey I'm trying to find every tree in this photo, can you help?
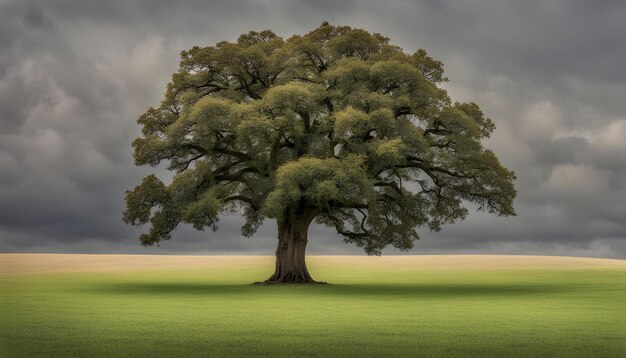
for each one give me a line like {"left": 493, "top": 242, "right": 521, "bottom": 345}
{"left": 123, "top": 23, "right": 516, "bottom": 283}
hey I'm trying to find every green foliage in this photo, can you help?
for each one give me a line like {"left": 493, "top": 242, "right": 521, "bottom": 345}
{"left": 264, "top": 155, "right": 372, "bottom": 218}
{"left": 124, "top": 22, "right": 516, "bottom": 252}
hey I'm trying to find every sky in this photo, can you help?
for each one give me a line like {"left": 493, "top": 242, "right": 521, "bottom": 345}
{"left": 1, "top": 0, "right": 625, "bottom": 258}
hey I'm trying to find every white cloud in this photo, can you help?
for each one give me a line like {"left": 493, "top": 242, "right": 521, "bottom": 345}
{"left": 518, "top": 100, "right": 563, "bottom": 140}
{"left": 542, "top": 164, "right": 610, "bottom": 198}
{"left": 590, "top": 120, "right": 626, "bottom": 150}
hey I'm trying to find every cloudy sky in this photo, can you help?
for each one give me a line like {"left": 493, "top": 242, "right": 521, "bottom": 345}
{"left": 1, "top": 0, "right": 625, "bottom": 258}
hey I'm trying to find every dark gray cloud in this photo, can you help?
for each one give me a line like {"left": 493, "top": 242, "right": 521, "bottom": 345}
{"left": 1, "top": 0, "right": 625, "bottom": 258}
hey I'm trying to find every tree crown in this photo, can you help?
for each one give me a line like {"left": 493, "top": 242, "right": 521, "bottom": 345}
{"left": 123, "top": 22, "right": 516, "bottom": 254}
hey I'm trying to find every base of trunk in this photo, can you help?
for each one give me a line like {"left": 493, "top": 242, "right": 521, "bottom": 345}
{"left": 258, "top": 210, "right": 324, "bottom": 284}
{"left": 253, "top": 279, "right": 328, "bottom": 285}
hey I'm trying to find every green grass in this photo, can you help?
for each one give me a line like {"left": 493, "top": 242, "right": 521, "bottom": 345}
{"left": 1, "top": 256, "right": 625, "bottom": 357}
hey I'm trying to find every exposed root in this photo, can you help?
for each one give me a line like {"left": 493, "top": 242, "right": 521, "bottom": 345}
{"left": 252, "top": 280, "right": 328, "bottom": 285}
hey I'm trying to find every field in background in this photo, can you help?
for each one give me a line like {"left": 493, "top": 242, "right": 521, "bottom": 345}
{"left": 1, "top": 254, "right": 625, "bottom": 357}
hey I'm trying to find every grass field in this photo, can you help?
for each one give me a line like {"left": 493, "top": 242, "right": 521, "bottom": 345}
{"left": 1, "top": 254, "right": 625, "bottom": 357}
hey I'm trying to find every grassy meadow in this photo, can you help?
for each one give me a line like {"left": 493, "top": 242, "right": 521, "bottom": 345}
{"left": 1, "top": 254, "right": 625, "bottom": 357}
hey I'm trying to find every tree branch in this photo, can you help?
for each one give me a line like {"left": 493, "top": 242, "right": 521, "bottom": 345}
{"left": 223, "top": 195, "right": 259, "bottom": 211}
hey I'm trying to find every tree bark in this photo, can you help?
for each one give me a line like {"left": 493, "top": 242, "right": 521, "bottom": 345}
{"left": 263, "top": 209, "right": 321, "bottom": 284}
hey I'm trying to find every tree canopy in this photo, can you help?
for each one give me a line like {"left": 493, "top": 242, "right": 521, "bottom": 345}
{"left": 123, "top": 23, "right": 516, "bottom": 281}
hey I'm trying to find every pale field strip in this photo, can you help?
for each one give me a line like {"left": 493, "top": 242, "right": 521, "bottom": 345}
{"left": 0, "top": 254, "right": 624, "bottom": 275}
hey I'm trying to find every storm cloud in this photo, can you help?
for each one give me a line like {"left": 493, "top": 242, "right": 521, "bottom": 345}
{"left": 1, "top": 0, "right": 625, "bottom": 258}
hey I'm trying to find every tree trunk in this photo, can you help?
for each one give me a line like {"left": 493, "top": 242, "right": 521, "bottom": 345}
{"left": 263, "top": 209, "right": 321, "bottom": 284}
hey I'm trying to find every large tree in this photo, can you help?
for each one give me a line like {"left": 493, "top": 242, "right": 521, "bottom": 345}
{"left": 123, "top": 23, "right": 516, "bottom": 283}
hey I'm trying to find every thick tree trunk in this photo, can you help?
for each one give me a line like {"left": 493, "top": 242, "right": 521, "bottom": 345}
{"left": 263, "top": 209, "right": 321, "bottom": 284}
